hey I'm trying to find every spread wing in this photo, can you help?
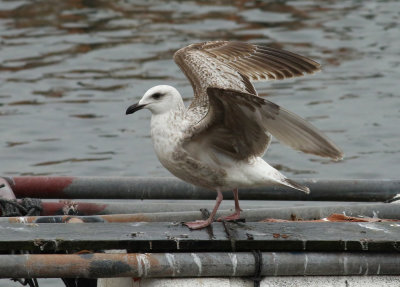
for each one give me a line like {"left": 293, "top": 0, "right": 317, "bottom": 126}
{"left": 174, "top": 41, "right": 341, "bottom": 161}
{"left": 173, "top": 41, "right": 321, "bottom": 108}
{"left": 185, "top": 87, "right": 343, "bottom": 161}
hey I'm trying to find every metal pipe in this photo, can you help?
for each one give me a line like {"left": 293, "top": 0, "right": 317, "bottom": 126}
{"left": 2, "top": 202, "right": 399, "bottom": 223}
{"left": 5, "top": 177, "right": 400, "bottom": 201}
{"left": 39, "top": 199, "right": 369, "bottom": 216}
{"left": 40, "top": 200, "right": 268, "bottom": 216}
{"left": 0, "top": 252, "right": 399, "bottom": 278}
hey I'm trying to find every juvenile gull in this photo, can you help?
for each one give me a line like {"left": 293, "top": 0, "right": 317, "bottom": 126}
{"left": 126, "top": 41, "right": 343, "bottom": 229}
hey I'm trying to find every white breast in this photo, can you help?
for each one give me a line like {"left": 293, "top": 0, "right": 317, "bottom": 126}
{"left": 150, "top": 110, "right": 186, "bottom": 165}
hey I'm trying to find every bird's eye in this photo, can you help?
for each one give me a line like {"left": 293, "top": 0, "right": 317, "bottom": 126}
{"left": 152, "top": 93, "right": 163, "bottom": 100}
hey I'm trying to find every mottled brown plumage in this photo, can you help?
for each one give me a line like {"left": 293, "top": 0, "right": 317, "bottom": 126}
{"left": 174, "top": 41, "right": 321, "bottom": 106}
{"left": 127, "top": 41, "right": 343, "bottom": 229}
{"left": 174, "top": 41, "right": 342, "bottom": 161}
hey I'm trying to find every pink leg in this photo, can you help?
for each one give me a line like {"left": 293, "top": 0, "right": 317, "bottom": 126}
{"left": 184, "top": 190, "right": 223, "bottom": 230}
{"left": 217, "top": 188, "right": 242, "bottom": 221}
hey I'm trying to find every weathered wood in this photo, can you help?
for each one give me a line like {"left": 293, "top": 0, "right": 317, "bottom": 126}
{"left": 0, "top": 222, "right": 399, "bottom": 252}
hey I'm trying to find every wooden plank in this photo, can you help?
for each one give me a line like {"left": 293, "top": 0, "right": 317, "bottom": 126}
{"left": 0, "top": 222, "right": 399, "bottom": 252}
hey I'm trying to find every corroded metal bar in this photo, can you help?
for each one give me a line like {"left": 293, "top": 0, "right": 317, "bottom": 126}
{"left": 0, "top": 200, "right": 108, "bottom": 217}
{"left": 2, "top": 202, "right": 400, "bottom": 223}
{"left": 40, "top": 200, "right": 372, "bottom": 216}
{"left": 0, "top": 252, "right": 399, "bottom": 278}
{"left": 5, "top": 176, "right": 400, "bottom": 201}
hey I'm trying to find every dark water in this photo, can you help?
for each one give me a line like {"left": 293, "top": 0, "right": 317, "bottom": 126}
{"left": 1, "top": 0, "right": 399, "bottom": 181}
{"left": 0, "top": 1, "right": 399, "bottom": 285}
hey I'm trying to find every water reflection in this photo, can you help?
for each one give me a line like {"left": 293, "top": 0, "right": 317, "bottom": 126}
{"left": 0, "top": 0, "right": 399, "bottom": 180}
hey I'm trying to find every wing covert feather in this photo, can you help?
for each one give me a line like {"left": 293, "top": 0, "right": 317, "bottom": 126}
{"left": 174, "top": 41, "right": 321, "bottom": 108}
{"left": 185, "top": 88, "right": 343, "bottom": 161}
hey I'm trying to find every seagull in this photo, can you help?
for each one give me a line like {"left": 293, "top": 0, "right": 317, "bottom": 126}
{"left": 126, "top": 41, "right": 343, "bottom": 229}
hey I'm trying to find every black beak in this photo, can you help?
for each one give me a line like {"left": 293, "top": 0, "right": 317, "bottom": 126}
{"left": 126, "top": 103, "right": 146, "bottom": 115}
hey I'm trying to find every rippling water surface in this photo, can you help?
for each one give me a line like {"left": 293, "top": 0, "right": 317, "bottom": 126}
{"left": 0, "top": 0, "right": 400, "bottom": 285}
{"left": 1, "top": 1, "right": 400, "bottom": 178}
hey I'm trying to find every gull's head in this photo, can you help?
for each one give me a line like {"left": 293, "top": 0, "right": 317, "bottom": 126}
{"left": 126, "top": 85, "right": 183, "bottom": 116}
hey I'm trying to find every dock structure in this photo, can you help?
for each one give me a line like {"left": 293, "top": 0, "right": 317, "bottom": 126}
{"left": 0, "top": 176, "right": 400, "bottom": 286}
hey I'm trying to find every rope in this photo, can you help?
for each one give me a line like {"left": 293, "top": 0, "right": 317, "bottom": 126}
{"left": 222, "top": 220, "right": 237, "bottom": 252}
{"left": 0, "top": 198, "right": 42, "bottom": 217}
{"left": 200, "top": 208, "right": 210, "bottom": 219}
{"left": 11, "top": 278, "right": 39, "bottom": 287}
{"left": 251, "top": 250, "right": 263, "bottom": 287}
{"left": 3, "top": 197, "right": 42, "bottom": 287}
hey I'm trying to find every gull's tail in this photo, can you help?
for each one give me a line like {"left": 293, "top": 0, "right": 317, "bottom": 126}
{"left": 259, "top": 159, "right": 310, "bottom": 194}
{"left": 280, "top": 178, "right": 310, "bottom": 194}
{"left": 226, "top": 157, "right": 310, "bottom": 194}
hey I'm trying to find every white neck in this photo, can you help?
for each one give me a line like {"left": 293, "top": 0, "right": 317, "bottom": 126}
{"left": 150, "top": 105, "right": 185, "bottom": 164}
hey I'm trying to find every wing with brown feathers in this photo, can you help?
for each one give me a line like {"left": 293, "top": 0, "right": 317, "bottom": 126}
{"left": 200, "top": 41, "right": 321, "bottom": 81}
{"left": 185, "top": 87, "right": 343, "bottom": 161}
{"left": 174, "top": 41, "right": 321, "bottom": 108}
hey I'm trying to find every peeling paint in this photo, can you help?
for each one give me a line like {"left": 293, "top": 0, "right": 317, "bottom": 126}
{"left": 3, "top": 252, "right": 400, "bottom": 278}
{"left": 358, "top": 223, "right": 389, "bottom": 233}
{"left": 228, "top": 253, "right": 237, "bottom": 276}
{"left": 165, "top": 253, "right": 177, "bottom": 276}
{"left": 343, "top": 256, "right": 348, "bottom": 275}
{"left": 248, "top": 232, "right": 268, "bottom": 236}
{"left": 272, "top": 252, "right": 278, "bottom": 276}
{"left": 17, "top": 217, "right": 27, "bottom": 224}
{"left": 4, "top": 226, "right": 29, "bottom": 232}
{"left": 136, "top": 255, "right": 143, "bottom": 276}
{"left": 136, "top": 254, "right": 151, "bottom": 277}
{"left": 304, "top": 254, "right": 308, "bottom": 274}
{"left": 191, "top": 253, "right": 202, "bottom": 276}
{"left": 131, "top": 222, "right": 145, "bottom": 227}
{"left": 360, "top": 240, "right": 369, "bottom": 251}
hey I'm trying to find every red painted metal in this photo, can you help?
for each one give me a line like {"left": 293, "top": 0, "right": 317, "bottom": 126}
{"left": 8, "top": 176, "right": 74, "bottom": 198}
{"left": 41, "top": 201, "right": 107, "bottom": 216}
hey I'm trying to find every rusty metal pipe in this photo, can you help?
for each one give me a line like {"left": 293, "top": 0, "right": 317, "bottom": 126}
{"left": 5, "top": 177, "right": 400, "bottom": 201}
{"left": 0, "top": 252, "right": 399, "bottom": 278}
{"left": 39, "top": 200, "right": 269, "bottom": 216}
{"left": 2, "top": 202, "right": 400, "bottom": 223}
{"left": 4, "top": 199, "right": 364, "bottom": 219}
{"left": 42, "top": 199, "right": 372, "bottom": 214}
{"left": 38, "top": 199, "right": 368, "bottom": 216}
